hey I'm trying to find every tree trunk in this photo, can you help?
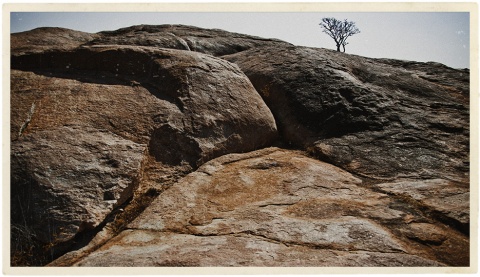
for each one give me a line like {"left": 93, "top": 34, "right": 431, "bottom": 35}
{"left": 336, "top": 44, "right": 341, "bottom": 52}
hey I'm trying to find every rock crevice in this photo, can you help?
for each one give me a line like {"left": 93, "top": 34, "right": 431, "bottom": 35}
{"left": 10, "top": 24, "right": 469, "bottom": 267}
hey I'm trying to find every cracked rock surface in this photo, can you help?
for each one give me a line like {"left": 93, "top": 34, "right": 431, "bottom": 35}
{"left": 11, "top": 125, "right": 146, "bottom": 258}
{"left": 10, "top": 24, "right": 469, "bottom": 267}
{"left": 74, "top": 148, "right": 467, "bottom": 266}
{"left": 224, "top": 46, "right": 469, "bottom": 183}
{"left": 10, "top": 27, "right": 277, "bottom": 265}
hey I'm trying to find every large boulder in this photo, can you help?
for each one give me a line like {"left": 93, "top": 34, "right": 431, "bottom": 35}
{"left": 10, "top": 24, "right": 292, "bottom": 58}
{"left": 224, "top": 46, "right": 469, "bottom": 183}
{"left": 72, "top": 148, "right": 467, "bottom": 266}
{"left": 11, "top": 45, "right": 278, "bottom": 167}
{"left": 10, "top": 41, "right": 277, "bottom": 264}
{"left": 10, "top": 25, "right": 470, "bottom": 268}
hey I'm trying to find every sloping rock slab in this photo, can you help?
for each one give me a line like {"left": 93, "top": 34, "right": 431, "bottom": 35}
{"left": 11, "top": 125, "right": 146, "bottom": 245}
{"left": 224, "top": 46, "right": 469, "bottom": 182}
{"left": 74, "top": 148, "right": 467, "bottom": 266}
{"left": 74, "top": 229, "right": 442, "bottom": 267}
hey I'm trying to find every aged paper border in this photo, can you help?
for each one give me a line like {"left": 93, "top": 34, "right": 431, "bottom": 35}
{"left": 2, "top": 1, "right": 478, "bottom": 275}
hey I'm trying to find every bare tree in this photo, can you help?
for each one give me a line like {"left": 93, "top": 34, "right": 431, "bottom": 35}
{"left": 320, "top": 17, "right": 360, "bottom": 52}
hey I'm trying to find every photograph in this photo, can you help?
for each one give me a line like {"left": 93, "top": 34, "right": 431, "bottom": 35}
{"left": 3, "top": 1, "right": 477, "bottom": 275}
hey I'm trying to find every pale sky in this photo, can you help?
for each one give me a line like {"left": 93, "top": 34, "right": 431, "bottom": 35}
{"left": 10, "top": 11, "right": 470, "bottom": 69}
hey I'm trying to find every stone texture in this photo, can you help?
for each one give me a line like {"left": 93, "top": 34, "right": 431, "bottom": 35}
{"left": 224, "top": 46, "right": 469, "bottom": 183}
{"left": 12, "top": 46, "right": 278, "bottom": 167}
{"left": 11, "top": 125, "right": 145, "bottom": 246}
{"left": 376, "top": 179, "right": 469, "bottom": 232}
{"left": 75, "top": 148, "right": 468, "bottom": 267}
{"left": 11, "top": 27, "right": 98, "bottom": 55}
{"left": 84, "top": 24, "right": 292, "bottom": 56}
{"left": 74, "top": 230, "right": 443, "bottom": 267}
{"left": 10, "top": 31, "right": 277, "bottom": 265}
{"left": 10, "top": 25, "right": 470, "bottom": 268}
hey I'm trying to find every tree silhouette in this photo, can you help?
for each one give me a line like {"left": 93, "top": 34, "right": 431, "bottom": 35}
{"left": 319, "top": 17, "right": 360, "bottom": 52}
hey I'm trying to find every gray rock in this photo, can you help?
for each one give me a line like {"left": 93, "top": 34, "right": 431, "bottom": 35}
{"left": 86, "top": 24, "right": 292, "bottom": 56}
{"left": 224, "top": 46, "right": 469, "bottom": 183}
{"left": 11, "top": 125, "right": 145, "bottom": 247}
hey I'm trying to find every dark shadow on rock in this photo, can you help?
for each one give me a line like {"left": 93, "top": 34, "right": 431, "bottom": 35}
{"left": 10, "top": 66, "right": 179, "bottom": 109}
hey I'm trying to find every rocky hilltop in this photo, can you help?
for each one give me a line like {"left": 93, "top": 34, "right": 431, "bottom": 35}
{"left": 10, "top": 25, "right": 470, "bottom": 267}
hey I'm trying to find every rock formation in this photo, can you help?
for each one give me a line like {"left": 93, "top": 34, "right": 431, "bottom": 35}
{"left": 73, "top": 148, "right": 466, "bottom": 266}
{"left": 10, "top": 25, "right": 470, "bottom": 268}
{"left": 224, "top": 46, "right": 469, "bottom": 183}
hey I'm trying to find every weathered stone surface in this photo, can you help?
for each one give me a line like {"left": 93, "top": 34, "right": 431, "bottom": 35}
{"left": 12, "top": 46, "right": 278, "bottom": 167}
{"left": 224, "top": 46, "right": 469, "bottom": 183}
{"left": 10, "top": 25, "right": 470, "bottom": 268}
{"left": 11, "top": 125, "right": 145, "bottom": 247}
{"left": 75, "top": 148, "right": 468, "bottom": 266}
{"left": 74, "top": 230, "right": 443, "bottom": 267}
{"left": 11, "top": 27, "right": 98, "bottom": 55}
{"left": 11, "top": 34, "right": 277, "bottom": 265}
{"left": 84, "top": 24, "right": 292, "bottom": 56}
{"left": 11, "top": 24, "right": 291, "bottom": 58}
{"left": 376, "top": 179, "right": 469, "bottom": 231}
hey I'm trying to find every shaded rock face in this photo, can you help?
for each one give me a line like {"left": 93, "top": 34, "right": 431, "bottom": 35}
{"left": 11, "top": 126, "right": 145, "bottom": 244}
{"left": 224, "top": 46, "right": 469, "bottom": 182}
{"left": 10, "top": 25, "right": 469, "bottom": 267}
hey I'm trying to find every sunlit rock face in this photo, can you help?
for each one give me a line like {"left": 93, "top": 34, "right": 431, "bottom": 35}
{"left": 75, "top": 148, "right": 462, "bottom": 267}
{"left": 10, "top": 25, "right": 469, "bottom": 267}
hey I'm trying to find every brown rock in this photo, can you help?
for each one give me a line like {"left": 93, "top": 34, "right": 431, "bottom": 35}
{"left": 11, "top": 27, "right": 98, "bottom": 55}
{"left": 10, "top": 25, "right": 470, "bottom": 268}
{"left": 73, "top": 148, "right": 466, "bottom": 266}
{"left": 12, "top": 46, "right": 278, "bottom": 167}
{"left": 11, "top": 125, "right": 145, "bottom": 259}
{"left": 73, "top": 229, "right": 443, "bottom": 267}
{"left": 403, "top": 223, "right": 448, "bottom": 245}
{"left": 377, "top": 179, "right": 469, "bottom": 231}
{"left": 10, "top": 40, "right": 277, "bottom": 265}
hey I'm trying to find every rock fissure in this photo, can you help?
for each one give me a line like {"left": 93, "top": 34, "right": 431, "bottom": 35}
{"left": 257, "top": 202, "right": 297, "bottom": 208}
{"left": 17, "top": 101, "right": 36, "bottom": 139}
{"left": 363, "top": 181, "right": 469, "bottom": 236}
{"left": 10, "top": 24, "right": 469, "bottom": 267}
